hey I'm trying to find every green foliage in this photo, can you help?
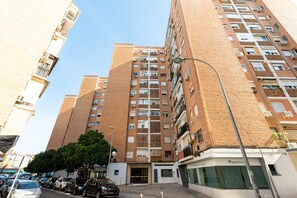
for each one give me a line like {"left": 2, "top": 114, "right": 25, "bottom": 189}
{"left": 25, "top": 130, "right": 115, "bottom": 174}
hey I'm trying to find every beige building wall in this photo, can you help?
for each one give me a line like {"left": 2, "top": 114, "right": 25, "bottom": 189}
{"left": 177, "top": 0, "right": 276, "bottom": 148}
{"left": 46, "top": 95, "right": 77, "bottom": 150}
{"left": 0, "top": 0, "right": 72, "bottom": 126}
{"left": 0, "top": 0, "right": 80, "bottom": 152}
{"left": 100, "top": 44, "right": 134, "bottom": 162}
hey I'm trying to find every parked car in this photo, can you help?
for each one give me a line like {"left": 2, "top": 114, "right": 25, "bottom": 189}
{"left": 0, "top": 176, "right": 8, "bottom": 188}
{"left": 0, "top": 179, "right": 19, "bottom": 198}
{"left": 53, "top": 177, "right": 72, "bottom": 191}
{"left": 43, "top": 177, "right": 58, "bottom": 189}
{"left": 82, "top": 178, "right": 119, "bottom": 198}
{"left": 38, "top": 177, "right": 48, "bottom": 187}
{"left": 65, "top": 178, "right": 86, "bottom": 195}
{"left": 10, "top": 180, "right": 41, "bottom": 198}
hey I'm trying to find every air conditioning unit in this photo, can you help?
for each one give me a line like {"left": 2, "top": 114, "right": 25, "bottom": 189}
{"left": 263, "top": 111, "right": 272, "bottom": 117}
{"left": 131, "top": 104, "right": 136, "bottom": 108}
{"left": 282, "top": 111, "right": 293, "bottom": 118}
{"left": 290, "top": 54, "right": 297, "bottom": 60}
{"left": 280, "top": 40, "right": 288, "bottom": 46}
{"left": 287, "top": 142, "right": 297, "bottom": 149}
{"left": 130, "top": 93, "right": 135, "bottom": 96}
{"left": 236, "top": 52, "right": 244, "bottom": 57}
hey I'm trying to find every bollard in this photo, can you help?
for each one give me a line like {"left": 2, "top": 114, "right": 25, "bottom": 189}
{"left": 161, "top": 191, "right": 163, "bottom": 198}
{"left": 140, "top": 193, "right": 143, "bottom": 198}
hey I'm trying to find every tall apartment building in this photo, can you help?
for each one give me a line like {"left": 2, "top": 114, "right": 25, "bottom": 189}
{"left": 0, "top": 0, "right": 80, "bottom": 153}
{"left": 47, "top": 76, "right": 108, "bottom": 150}
{"left": 47, "top": 0, "right": 297, "bottom": 197}
{"left": 165, "top": 0, "right": 297, "bottom": 197}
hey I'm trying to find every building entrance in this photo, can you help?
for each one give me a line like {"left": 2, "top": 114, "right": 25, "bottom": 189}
{"left": 130, "top": 168, "right": 148, "bottom": 184}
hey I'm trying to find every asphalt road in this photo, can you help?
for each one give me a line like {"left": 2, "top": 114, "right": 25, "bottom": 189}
{"left": 41, "top": 188, "right": 78, "bottom": 198}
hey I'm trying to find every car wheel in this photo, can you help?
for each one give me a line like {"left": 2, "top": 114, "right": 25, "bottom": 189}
{"left": 96, "top": 191, "right": 101, "bottom": 198}
{"left": 72, "top": 188, "right": 77, "bottom": 195}
{"left": 82, "top": 189, "right": 87, "bottom": 197}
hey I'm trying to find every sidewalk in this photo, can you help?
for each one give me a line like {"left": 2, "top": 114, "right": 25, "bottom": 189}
{"left": 119, "top": 183, "right": 210, "bottom": 198}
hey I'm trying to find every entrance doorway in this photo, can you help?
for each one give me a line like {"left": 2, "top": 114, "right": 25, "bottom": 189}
{"left": 130, "top": 168, "right": 148, "bottom": 184}
{"left": 179, "top": 165, "right": 188, "bottom": 188}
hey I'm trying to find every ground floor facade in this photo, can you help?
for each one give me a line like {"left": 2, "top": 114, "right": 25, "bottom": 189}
{"left": 107, "top": 148, "right": 297, "bottom": 198}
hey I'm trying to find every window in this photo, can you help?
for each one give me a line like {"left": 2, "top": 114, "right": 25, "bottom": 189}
{"left": 136, "top": 150, "right": 148, "bottom": 157}
{"left": 251, "top": 62, "right": 265, "bottom": 71}
{"left": 248, "top": 24, "right": 262, "bottom": 30}
{"left": 95, "top": 122, "right": 100, "bottom": 126}
{"left": 240, "top": 64, "right": 248, "bottom": 72}
{"left": 126, "top": 152, "right": 133, "bottom": 159}
{"left": 101, "top": 92, "right": 105, "bottom": 96}
{"left": 87, "top": 122, "right": 94, "bottom": 128}
{"left": 98, "top": 106, "right": 103, "bottom": 109}
{"left": 165, "top": 151, "right": 172, "bottom": 158}
{"left": 163, "top": 112, "right": 169, "bottom": 117}
{"left": 100, "top": 99, "right": 104, "bottom": 103}
{"left": 272, "top": 63, "right": 285, "bottom": 71}
{"left": 282, "top": 50, "right": 291, "bottom": 57}
{"left": 219, "top": 14, "right": 224, "bottom": 19}
{"left": 264, "top": 25, "right": 273, "bottom": 31}
{"left": 197, "top": 130, "right": 203, "bottom": 143}
{"left": 93, "top": 100, "right": 99, "bottom": 105}
{"left": 223, "top": 24, "right": 228, "bottom": 30}
{"left": 128, "top": 136, "right": 134, "bottom": 143}
{"left": 161, "top": 169, "right": 173, "bottom": 177}
{"left": 258, "top": 16, "right": 267, "bottom": 21}
{"left": 236, "top": 33, "right": 254, "bottom": 42}
{"left": 131, "top": 80, "right": 137, "bottom": 86}
{"left": 228, "top": 36, "right": 234, "bottom": 41}
{"left": 133, "top": 64, "right": 138, "bottom": 68}
{"left": 263, "top": 48, "right": 279, "bottom": 56}
{"left": 246, "top": 48, "right": 257, "bottom": 55}
{"left": 237, "top": 6, "right": 248, "bottom": 11}
{"left": 138, "top": 121, "right": 149, "bottom": 128}
{"left": 163, "top": 124, "right": 170, "bottom": 130}
{"left": 162, "top": 100, "right": 168, "bottom": 106}
{"left": 194, "top": 104, "right": 199, "bottom": 118}
{"left": 268, "top": 165, "right": 278, "bottom": 176}
{"left": 114, "top": 170, "right": 119, "bottom": 176}
{"left": 255, "top": 35, "right": 269, "bottom": 41}
{"left": 226, "top": 14, "right": 240, "bottom": 19}
{"left": 92, "top": 106, "right": 97, "bottom": 111}
{"left": 160, "top": 66, "right": 166, "bottom": 70}
{"left": 259, "top": 102, "right": 266, "bottom": 112}
{"left": 242, "top": 14, "right": 256, "bottom": 20}
{"left": 151, "top": 149, "right": 162, "bottom": 156}
{"left": 271, "top": 102, "right": 286, "bottom": 112}
{"left": 130, "top": 111, "right": 136, "bottom": 117}
{"left": 161, "top": 90, "right": 167, "bottom": 95}
{"left": 164, "top": 137, "right": 171, "bottom": 143}
{"left": 161, "top": 82, "right": 167, "bottom": 86}
{"left": 128, "top": 124, "right": 135, "bottom": 129}
{"left": 90, "top": 113, "right": 95, "bottom": 118}
{"left": 231, "top": 23, "right": 239, "bottom": 29}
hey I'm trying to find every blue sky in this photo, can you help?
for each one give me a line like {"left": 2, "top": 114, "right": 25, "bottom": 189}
{"left": 14, "top": 0, "right": 171, "bottom": 153}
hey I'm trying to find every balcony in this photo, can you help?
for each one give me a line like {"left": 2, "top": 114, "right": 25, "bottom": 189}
{"left": 177, "top": 122, "right": 189, "bottom": 139}
{"left": 183, "top": 145, "right": 192, "bottom": 158}
{"left": 62, "top": 4, "right": 80, "bottom": 32}
{"left": 175, "top": 104, "right": 186, "bottom": 121}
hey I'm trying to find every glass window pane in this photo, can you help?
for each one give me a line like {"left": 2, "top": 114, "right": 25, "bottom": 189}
{"left": 223, "top": 167, "right": 245, "bottom": 189}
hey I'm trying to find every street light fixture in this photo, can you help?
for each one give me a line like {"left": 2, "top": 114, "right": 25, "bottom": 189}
{"left": 173, "top": 56, "right": 261, "bottom": 198}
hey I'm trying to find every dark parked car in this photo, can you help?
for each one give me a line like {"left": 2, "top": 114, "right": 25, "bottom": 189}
{"left": 0, "top": 179, "right": 19, "bottom": 198}
{"left": 43, "top": 177, "right": 58, "bottom": 189}
{"left": 0, "top": 176, "right": 8, "bottom": 188}
{"left": 82, "top": 178, "right": 119, "bottom": 198}
{"left": 38, "top": 177, "right": 48, "bottom": 187}
{"left": 65, "top": 178, "right": 86, "bottom": 195}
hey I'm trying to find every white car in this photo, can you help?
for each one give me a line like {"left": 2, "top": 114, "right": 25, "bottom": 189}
{"left": 54, "top": 177, "right": 72, "bottom": 191}
{"left": 11, "top": 180, "right": 41, "bottom": 198}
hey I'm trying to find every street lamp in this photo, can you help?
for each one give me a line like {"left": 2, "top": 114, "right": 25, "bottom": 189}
{"left": 173, "top": 56, "right": 261, "bottom": 198}
{"left": 107, "top": 126, "right": 114, "bottom": 178}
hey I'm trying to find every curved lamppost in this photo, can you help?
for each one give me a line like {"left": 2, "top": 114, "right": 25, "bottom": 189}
{"left": 107, "top": 126, "right": 115, "bottom": 178}
{"left": 173, "top": 56, "right": 261, "bottom": 198}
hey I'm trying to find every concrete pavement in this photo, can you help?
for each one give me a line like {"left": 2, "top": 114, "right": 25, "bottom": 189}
{"left": 119, "top": 183, "right": 210, "bottom": 198}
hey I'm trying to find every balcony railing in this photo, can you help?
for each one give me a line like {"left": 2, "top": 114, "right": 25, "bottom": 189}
{"left": 177, "top": 122, "right": 189, "bottom": 139}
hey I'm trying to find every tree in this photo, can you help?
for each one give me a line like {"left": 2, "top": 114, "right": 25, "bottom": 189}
{"left": 25, "top": 130, "right": 115, "bottom": 175}
{"left": 77, "top": 130, "right": 115, "bottom": 169}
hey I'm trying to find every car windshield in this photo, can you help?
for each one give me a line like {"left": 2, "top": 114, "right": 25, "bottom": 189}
{"left": 98, "top": 179, "right": 115, "bottom": 185}
{"left": 17, "top": 182, "right": 39, "bottom": 189}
